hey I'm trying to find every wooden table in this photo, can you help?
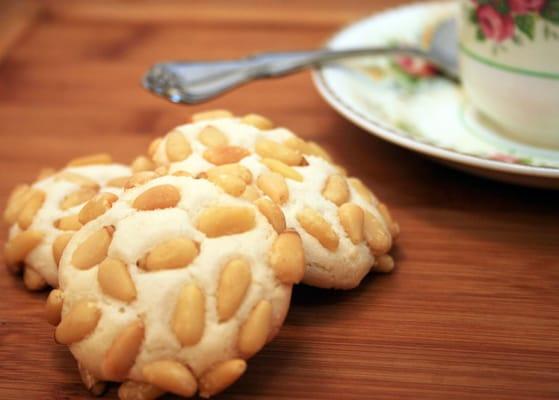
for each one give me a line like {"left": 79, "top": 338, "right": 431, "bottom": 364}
{"left": 1, "top": 1, "right": 558, "bottom": 398}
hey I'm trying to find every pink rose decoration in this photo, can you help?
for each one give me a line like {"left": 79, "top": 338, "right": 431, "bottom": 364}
{"left": 395, "top": 56, "right": 437, "bottom": 77}
{"left": 476, "top": 5, "right": 515, "bottom": 42}
{"left": 489, "top": 153, "right": 519, "bottom": 163}
{"left": 508, "top": 0, "right": 546, "bottom": 13}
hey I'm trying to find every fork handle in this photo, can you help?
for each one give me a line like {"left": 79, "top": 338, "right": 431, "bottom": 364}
{"left": 144, "top": 47, "right": 426, "bottom": 103}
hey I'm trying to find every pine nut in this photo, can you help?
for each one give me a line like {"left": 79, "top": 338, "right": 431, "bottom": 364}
{"left": 199, "top": 359, "right": 247, "bottom": 398}
{"left": 4, "top": 230, "right": 43, "bottom": 268}
{"left": 102, "top": 320, "right": 144, "bottom": 380}
{"left": 378, "top": 203, "right": 400, "bottom": 238}
{"left": 254, "top": 197, "right": 285, "bottom": 233}
{"left": 45, "top": 289, "right": 64, "bottom": 326}
{"left": 54, "top": 214, "right": 82, "bottom": 231}
{"left": 36, "top": 167, "right": 56, "bottom": 180}
{"left": 206, "top": 173, "right": 246, "bottom": 197}
{"left": 215, "top": 163, "right": 252, "bottom": 185}
{"left": 322, "top": 174, "right": 349, "bottom": 206}
{"left": 256, "top": 171, "right": 289, "bottom": 205}
{"left": 283, "top": 137, "right": 333, "bottom": 162}
{"left": 296, "top": 208, "right": 339, "bottom": 251}
{"left": 165, "top": 130, "right": 192, "bottom": 162}
{"left": 203, "top": 145, "right": 250, "bottom": 165}
{"left": 241, "top": 185, "right": 260, "bottom": 201}
{"left": 18, "top": 189, "right": 46, "bottom": 229}
{"left": 338, "top": 203, "right": 364, "bottom": 244}
{"left": 3, "top": 184, "right": 31, "bottom": 224}
{"left": 192, "top": 109, "right": 233, "bottom": 121}
{"left": 55, "top": 300, "right": 101, "bottom": 344}
{"left": 197, "top": 206, "right": 255, "bottom": 237}
{"left": 118, "top": 381, "right": 164, "bottom": 400}
{"left": 217, "top": 259, "right": 251, "bottom": 322}
{"left": 306, "top": 141, "right": 333, "bottom": 162}
{"left": 238, "top": 300, "right": 272, "bottom": 357}
{"left": 98, "top": 257, "right": 137, "bottom": 301}
{"left": 241, "top": 113, "right": 274, "bottom": 130}
{"left": 207, "top": 164, "right": 252, "bottom": 184}
{"left": 142, "top": 360, "right": 197, "bottom": 397}
{"left": 124, "top": 171, "right": 158, "bottom": 190}
{"left": 67, "top": 153, "right": 112, "bottom": 167}
{"left": 106, "top": 176, "right": 130, "bottom": 188}
{"left": 269, "top": 231, "right": 305, "bottom": 284}
{"left": 261, "top": 158, "right": 303, "bottom": 182}
{"left": 78, "top": 363, "right": 107, "bottom": 396}
{"left": 255, "top": 138, "right": 302, "bottom": 166}
{"left": 147, "top": 137, "right": 163, "bottom": 158}
{"left": 132, "top": 184, "right": 180, "bottom": 210}
{"left": 23, "top": 267, "right": 47, "bottom": 291}
{"left": 53, "top": 233, "right": 73, "bottom": 267}
{"left": 363, "top": 211, "right": 392, "bottom": 256}
{"left": 60, "top": 187, "right": 98, "bottom": 210}
{"left": 78, "top": 192, "right": 118, "bottom": 225}
{"left": 172, "top": 284, "right": 205, "bottom": 346}
{"left": 139, "top": 237, "right": 198, "bottom": 271}
{"left": 56, "top": 172, "right": 100, "bottom": 189}
{"left": 4, "top": 183, "right": 31, "bottom": 216}
{"left": 348, "top": 177, "right": 377, "bottom": 204}
{"left": 283, "top": 136, "right": 307, "bottom": 153}
{"left": 72, "top": 226, "right": 114, "bottom": 270}
{"left": 375, "top": 254, "right": 395, "bottom": 273}
{"left": 198, "top": 125, "right": 228, "bottom": 147}
{"left": 131, "top": 156, "right": 156, "bottom": 173}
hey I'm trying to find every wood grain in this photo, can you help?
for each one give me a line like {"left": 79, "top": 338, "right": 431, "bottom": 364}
{"left": 0, "top": 0, "right": 40, "bottom": 61}
{"left": 0, "top": 0, "right": 558, "bottom": 399}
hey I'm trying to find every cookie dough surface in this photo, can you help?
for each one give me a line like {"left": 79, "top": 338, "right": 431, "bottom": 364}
{"left": 149, "top": 113, "right": 399, "bottom": 289}
{"left": 4, "top": 162, "right": 131, "bottom": 289}
{"left": 54, "top": 175, "right": 299, "bottom": 398}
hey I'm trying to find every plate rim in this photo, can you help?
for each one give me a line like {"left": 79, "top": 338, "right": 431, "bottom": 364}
{"left": 311, "top": 1, "right": 559, "bottom": 179}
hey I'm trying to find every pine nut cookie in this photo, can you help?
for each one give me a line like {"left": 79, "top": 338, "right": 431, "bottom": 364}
{"left": 147, "top": 111, "right": 399, "bottom": 289}
{"left": 3, "top": 154, "right": 131, "bottom": 290}
{"left": 48, "top": 174, "right": 301, "bottom": 398}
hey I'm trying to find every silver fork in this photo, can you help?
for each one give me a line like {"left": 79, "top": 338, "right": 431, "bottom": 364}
{"left": 143, "top": 19, "right": 458, "bottom": 104}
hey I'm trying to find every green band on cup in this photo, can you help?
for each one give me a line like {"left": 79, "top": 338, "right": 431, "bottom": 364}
{"left": 460, "top": 44, "right": 559, "bottom": 80}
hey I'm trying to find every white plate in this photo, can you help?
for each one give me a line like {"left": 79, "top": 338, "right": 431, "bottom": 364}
{"left": 312, "top": 1, "right": 559, "bottom": 189}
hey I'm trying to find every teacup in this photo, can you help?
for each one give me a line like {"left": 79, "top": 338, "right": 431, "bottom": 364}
{"left": 459, "top": 0, "right": 559, "bottom": 149}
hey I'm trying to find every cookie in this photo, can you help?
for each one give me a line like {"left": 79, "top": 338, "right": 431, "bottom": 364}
{"left": 147, "top": 111, "right": 399, "bottom": 289}
{"left": 3, "top": 154, "right": 131, "bottom": 289}
{"left": 48, "top": 174, "right": 302, "bottom": 398}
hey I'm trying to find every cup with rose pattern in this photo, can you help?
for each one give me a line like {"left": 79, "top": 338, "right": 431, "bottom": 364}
{"left": 459, "top": 0, "right": 559, "bottom": 148}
